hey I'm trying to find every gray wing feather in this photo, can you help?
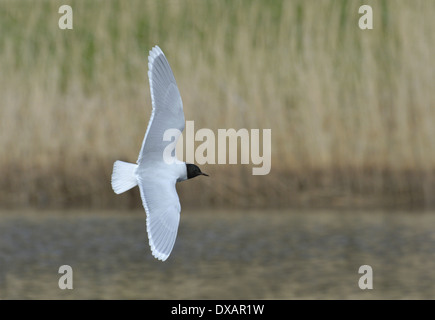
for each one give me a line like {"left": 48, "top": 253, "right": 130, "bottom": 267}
{"left": 137, "top": 46, "right": 185, "bottom": 164}
{"left": 138, "top": 173, "right": 180, "bottom": 261}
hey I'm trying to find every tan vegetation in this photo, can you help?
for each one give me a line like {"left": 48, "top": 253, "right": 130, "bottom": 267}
{"left": 1, "top": 0, "right": 434, "bottom": 209}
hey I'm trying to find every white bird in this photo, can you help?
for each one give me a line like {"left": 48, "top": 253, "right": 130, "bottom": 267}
{"left": 111, "top": 46, "right": 208, "bottom": 261}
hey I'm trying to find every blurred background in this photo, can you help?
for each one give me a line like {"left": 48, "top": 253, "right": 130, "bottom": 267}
{"left": 1, "top": 0, "right": 435, "bottom": 299}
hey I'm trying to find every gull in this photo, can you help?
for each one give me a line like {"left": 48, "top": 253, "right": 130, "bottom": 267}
{"left": 111, "top": 46, "right": 208, "bottom": 261}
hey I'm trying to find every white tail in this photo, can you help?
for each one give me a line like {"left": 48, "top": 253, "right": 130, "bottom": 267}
{"left": 111, "top": 161, "right": 138, "bottom": 194}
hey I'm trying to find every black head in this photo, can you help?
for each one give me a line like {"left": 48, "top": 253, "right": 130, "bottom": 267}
{"left": 186, "top": 164, "right": 209, "bottom": 179}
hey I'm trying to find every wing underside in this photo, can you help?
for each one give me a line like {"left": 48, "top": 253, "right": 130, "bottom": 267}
{"left": 138, "top": 175, "right": 180, "bottom": 261}
{"left": 137, "top": 46, "right": 185, "bottom": 165}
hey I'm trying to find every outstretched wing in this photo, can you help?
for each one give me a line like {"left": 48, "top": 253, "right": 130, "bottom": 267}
{"left": 138, "top": 173, "right": 180, "bottom": 261}
{"left": 137, "top": 46, "right": 185, "bottom": 165}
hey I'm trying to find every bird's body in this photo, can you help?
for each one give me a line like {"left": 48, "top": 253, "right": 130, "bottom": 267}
{"left": 111, "top": 46, "right": 207, "bottom": 261}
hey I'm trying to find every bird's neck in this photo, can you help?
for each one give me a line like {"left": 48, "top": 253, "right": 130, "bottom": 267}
{"left": 176, "top": 162, "right": 188, "bottom": 182}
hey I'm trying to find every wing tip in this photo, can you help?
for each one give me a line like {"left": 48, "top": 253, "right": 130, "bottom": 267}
{"left": 148, "top": 233, "right": 170, "bottom": 261}
{"left": 148, "top": 45, "right": 164, "bottom": 63}
{"left": 151, "top": 249, "right": 169, "bottom": 261}
{"left": 147, "top": 45, "right": 165, "bottom": 97}
{"left": 148, "top": 229, "right": 172, "bottom": 262}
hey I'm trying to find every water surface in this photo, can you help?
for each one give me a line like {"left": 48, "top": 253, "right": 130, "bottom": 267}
{"left": 0, "top": 210, "right": 434, "bottom": 299}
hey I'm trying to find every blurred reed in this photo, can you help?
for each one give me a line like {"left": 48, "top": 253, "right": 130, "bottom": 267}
{"left": 0, "top": 0, "right": 434, "bottom": 209}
